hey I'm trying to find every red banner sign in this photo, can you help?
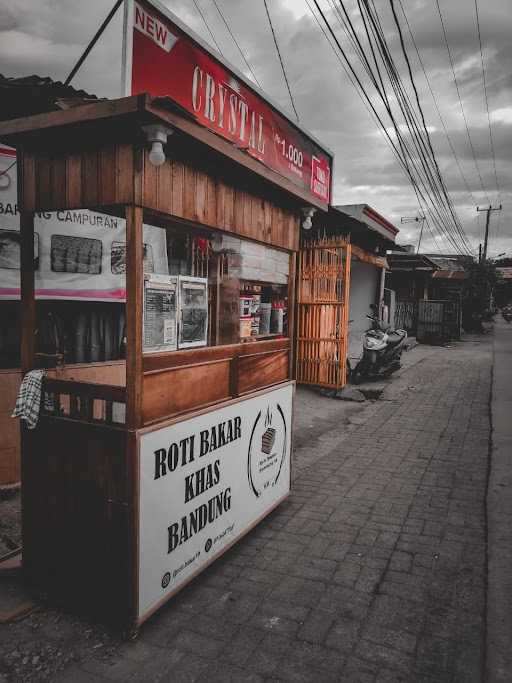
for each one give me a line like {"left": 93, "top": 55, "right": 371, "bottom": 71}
{"left": 124, "top": 0, "right": 332, "bottom": 206}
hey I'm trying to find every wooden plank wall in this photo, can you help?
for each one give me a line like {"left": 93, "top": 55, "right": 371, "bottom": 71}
{"left": 0, "top": 362, "right": 125, "bottom": 486}
{"left": 22, "top": 419, "right": 131, "bottom": 627}
{"left": 19, "top": 145, "right": 299, "bottom": 252}
{"left": 45, "top": 360, "right": 126, "bottom": 386}
{"left": 0, "top": 370, "right": 22, "bottom": 485}
{"left": 142, "top": 151, "right": 298, "bottom": 251}
{"left": 19, "top": 145, "right": 135, "bottom": 213}
{"left": 142, "top": 339, "right": 290, "bottom": 425}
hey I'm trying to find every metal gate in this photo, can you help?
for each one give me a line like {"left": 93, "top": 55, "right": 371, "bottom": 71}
{"left": 417, "top": 299, "right": 461, "bottom": 343}
{"left": 395, "top": 299, "right": 417, "bottom": 333}
{"left": 296, "top": 237, "right": 351, "bottom": 389}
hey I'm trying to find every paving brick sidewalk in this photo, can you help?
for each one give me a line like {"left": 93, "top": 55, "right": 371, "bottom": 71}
{"left": 0, "top": 337, "right": 492, "bottom": 682}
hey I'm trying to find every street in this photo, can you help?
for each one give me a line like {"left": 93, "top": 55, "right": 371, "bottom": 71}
{"left": 0, "top": 0, "right": 510, "bottom": 679}
{"left": 0, "top": 327, "right": 507, "bottom": 682}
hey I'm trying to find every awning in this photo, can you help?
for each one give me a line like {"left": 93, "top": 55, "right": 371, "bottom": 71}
{"left": 351, "top": 244, "right": 388, "bottom": 269}
{"left": 431, "top": 270, "right": 467, "bottom": 280}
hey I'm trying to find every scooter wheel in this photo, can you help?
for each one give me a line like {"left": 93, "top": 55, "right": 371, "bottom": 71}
{"left": 351, "top": 364, "right": 365, "bottom": 384}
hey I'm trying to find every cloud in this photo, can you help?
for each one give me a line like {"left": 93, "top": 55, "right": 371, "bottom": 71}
{"left": 0, "top": 0, "right": 509, "bottom": 255}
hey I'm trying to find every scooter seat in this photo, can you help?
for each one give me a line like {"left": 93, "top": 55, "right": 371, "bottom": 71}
{"left": 387, "top": 331, "right": 405, "bottom": 346}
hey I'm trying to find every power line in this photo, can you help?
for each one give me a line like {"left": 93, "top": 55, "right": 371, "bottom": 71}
{"left": 210, "top": 0, "right": 262, "bottom": 87}
{"left": 310, "top": 1, "right": 462, "bottom": 252}
{"left": 396, "top": 0, "right": 478, "bottom": 209}
{"left": 302, "top": 0, "right": 408, "bottom": 174}
{"left": 346, "top": 0, "right": 472, "bottom": 252}
{"left": 388, "top": 0, "right": 474, "bottom": 253}
{"left": 303, "top": 0, "right": 426, "bottom": 200}
{"left": 309, "top": 0, "right": 412, "bottom": 171}
{"left": 434, "top": 0, "right": 490, "bottom": 204}
{"left": 477, "top": 204, "right": 502, "bottom": 261}
{"left": 192, "top": 0, "right": 224, "bottom": 56}
{"left": 309, "top": 0, "right": 472, "bottom": 254}
{"left": 425, "top": 215, "right": 443, "bottom": 253}
{"left": 262, "top": 0, "right": 300, "bottom": 121}
{"left": 321, "top": 1, "right": 455, "bottom": 250}
{"left": 364, "top": 0, "right": 473, "bottom": 253}
{"left": 474, "top": 0, "right": 501, "bottom": 202}
{"left": 65, "top": 0, "right": 125, "bottom": 86}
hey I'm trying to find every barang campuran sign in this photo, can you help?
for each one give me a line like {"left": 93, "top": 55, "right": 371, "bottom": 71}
{"left": 122, "top": 0, "right": 332, "bottom": 206}
{"left": 138, "top": 383, "right": 293, "bottom": 619}
{"left": 0, "top": 148, "right": 168, "bottom": 301}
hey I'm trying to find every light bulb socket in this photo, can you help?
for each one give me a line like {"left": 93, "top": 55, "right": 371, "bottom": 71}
{"left": 142, "top": 124, "right": 174, "bottom": 167}
{"left": 300, "top": 206, "right": 317, "bottom": 231}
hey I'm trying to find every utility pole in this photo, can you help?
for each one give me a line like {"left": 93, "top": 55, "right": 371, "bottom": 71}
{"left": 477, "top": 205, "right": 502, "bottom": 262}
{"left": 401, "top": 214, "right": 426, "bottom": 253}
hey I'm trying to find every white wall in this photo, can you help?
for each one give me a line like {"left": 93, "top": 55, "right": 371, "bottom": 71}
{"left": 347, "top": 260, "right": 381, "bottom": 363}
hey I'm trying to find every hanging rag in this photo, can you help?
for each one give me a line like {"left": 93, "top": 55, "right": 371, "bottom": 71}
{"left": 11, "top": 369, "right": 47, "bottom": 430}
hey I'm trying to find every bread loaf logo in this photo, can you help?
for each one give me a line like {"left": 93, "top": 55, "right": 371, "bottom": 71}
{"left": 247, "top": 403, "right": 287, "bottom": 498}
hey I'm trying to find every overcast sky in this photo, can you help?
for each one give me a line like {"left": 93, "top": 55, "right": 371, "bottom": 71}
{"left": 0, "top": 0, "right": 510, "bottom": 256}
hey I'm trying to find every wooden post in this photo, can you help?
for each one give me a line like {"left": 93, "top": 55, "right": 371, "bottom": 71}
{"left": 20, "top": 211, "right": 36, "bottom": 374}
{"left": 288, "top": 250, "right": 297, "bottom": 379}
{"left": 342, "top": 243, "right": 351, "bottom": 386}
{"left": 125, "top": 204, "right": 144, "bottom": 429}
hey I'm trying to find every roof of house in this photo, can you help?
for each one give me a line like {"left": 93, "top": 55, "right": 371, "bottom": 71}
{"left": 310, "top": 204, "right": 398, "bottom": 257}
{"left": 431, "top": 270, "right": 467, "bottom": 280}
{"left": 387, "top": 251, "right": 468, "bottom": 279}
{"left": 335, "top": 204, "right": 399, "bottom": 241}
{"left": 497, "top": 267, "right": 512, "bottom": 280}
{"left": 0, "top": 74, "right": 98, "bottom": 121}
{"left": 386, "top": 252, "right": 438, "bottom": 271}
{"left": 426, "top": 256, "right": 465, "bottom": 272}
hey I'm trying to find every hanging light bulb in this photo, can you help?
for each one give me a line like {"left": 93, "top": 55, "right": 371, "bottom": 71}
{"left": 142, "top": 124, "right": 173, "bottom": 167}
{"left": 301, "top": 207, "right": 316, "bottom": 230}
{"left": 148, "top": 140, "right": 166, "bottom": 167}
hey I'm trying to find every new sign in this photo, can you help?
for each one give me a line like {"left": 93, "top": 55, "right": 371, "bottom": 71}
{"left": 138, "top": 382, "right": 293, "bottom": 620}
{"left": 123, "top": 0, "right": 332, "bottom": 206}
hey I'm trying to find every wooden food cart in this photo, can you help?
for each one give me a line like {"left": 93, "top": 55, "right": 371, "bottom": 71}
{"left": 0, "top": 58, "right": 332, "bottom": 631}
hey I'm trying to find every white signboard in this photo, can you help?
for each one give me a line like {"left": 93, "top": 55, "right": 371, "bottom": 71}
{"left": 0, "top": 148, "right": 168, "bottom": 300}
{"left": 178, "top": 276, "right": 208, "bottom": 349}
{"left": 138, "top": 382, "right": 293, "bottom": 619}
{"left": 143, "top": 274, "right": 178, "bottom": 353}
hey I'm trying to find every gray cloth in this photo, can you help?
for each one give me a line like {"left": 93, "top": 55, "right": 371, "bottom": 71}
{"left": 12, "top": 370, "right": 45, "bottom": 430}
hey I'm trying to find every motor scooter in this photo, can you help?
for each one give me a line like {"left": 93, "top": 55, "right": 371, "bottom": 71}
{"left": 502, "top": 305, "right": 512, "bottom": 323}
{"left": 351, "top": 314, "right": 408, "bottom": 384}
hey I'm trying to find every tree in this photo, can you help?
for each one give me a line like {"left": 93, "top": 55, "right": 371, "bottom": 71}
{"left": 462, "top": 259, "right": 501, "bottom": 331}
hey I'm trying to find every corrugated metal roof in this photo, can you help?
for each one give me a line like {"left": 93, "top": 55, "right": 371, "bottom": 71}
{"left": 335, "top": 204, "right": 399, "bottom": 241}
{"left": 427, "top": 256, "right": 465, "bottom": 272}
{"left": 431, "top": 270, "right": 467, "bottom": 280}
{"left": 386, "top": 252, "right": 438, "bottom": 270}
{"left": 497, "top": 267, "right": 512, "bottom": 280}
{"left": 0, "top": 74, "right": 98, "bottom": 121}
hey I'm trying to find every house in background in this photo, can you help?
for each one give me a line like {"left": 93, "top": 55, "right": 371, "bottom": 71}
{"left": 495, "top": 264, "right": 512, "bottom": 308}
{"left": 306, "top": 203, "right": 399, "bottom": 371}
{"left": 386, "top": 251, "right": 468, "bottom": 343}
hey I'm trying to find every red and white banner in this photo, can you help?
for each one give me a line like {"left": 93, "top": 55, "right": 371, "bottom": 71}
{"left": 123, "top": 0, "right": 332, "bottom": 206}
{"left": 0, "top": 148, "right": 168, "bottom": 301}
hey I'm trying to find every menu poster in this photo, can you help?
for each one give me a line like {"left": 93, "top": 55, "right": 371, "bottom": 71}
{"left": 143, "top": 274, "right": 178, "bottom": 353}
{"left": 179, "top": 277, "right": 208, "bottom": 349}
